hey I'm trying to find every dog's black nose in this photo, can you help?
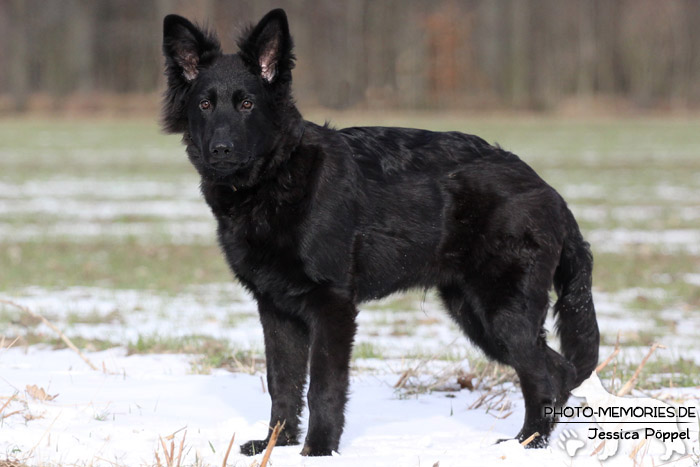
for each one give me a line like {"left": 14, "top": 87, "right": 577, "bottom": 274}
{"left": 209, "top": 141, "right": 234, "bottom": 158}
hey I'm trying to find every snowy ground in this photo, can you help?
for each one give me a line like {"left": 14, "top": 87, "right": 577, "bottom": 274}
{"left": 1, "top": 117, "right": 699, "bottom": 466}
{"left": 3, "top": 324, "right": 698, "bottom": 467}
{"left": 0, "top": 349, "right": 597, "bottom": 467}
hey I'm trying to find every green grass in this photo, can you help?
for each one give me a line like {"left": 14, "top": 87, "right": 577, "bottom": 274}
{"left": 594, "top": 251, "right": 700, "bottom": 308}
{"left": 576, "top": 209, "right": 700, "bottom": 232}
{"left": 353, "top": 341, "right": 383, "bottom": 359}
{"left": 601, "top": 330, "right": 666, "bottom": 348}
{"left": 0, "top": 307, "right": 45, "bottom": 328}
{"left": 4, "top": 332, "right": 120, "bottom": 351}
{"left": 0, "top": 241, "right": 230, "bottom": 293}
{"left": 128, "top": 334, "right": 221, "bottom": 355}
{"left": 598, "top": 356, "right": 700, "bottom": 391}
{"left": 93, "top": 409, "right": 112, "bottom": 422}
{"left": 64, "top": 309, "right": 125, "bottom": 326}
{"left": 0, "top": 118, "right": 190, "bottom": 180}
{"left": 127, "top": 334, "right": 263, "bottom": 374}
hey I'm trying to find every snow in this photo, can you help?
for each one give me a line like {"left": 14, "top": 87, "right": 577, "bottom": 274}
{"left": 1, "top": 346, "right": 669, "bottom": 467}
{"left": 2, "top": 287, "right": 699, "bottom": 466}
{"left": 1, "top": 176, "right": 699, "bottom": 254}
{"left": 684, "top": 273, "right": 700, "bottom": 287}
{"left": 572, "top": 205, "right": 699, "bottom": 224}
{"left": 0, "top": 179, "right": 201, "bottom": 201}
{"left": 2, "top": 347, "right": 698, "bottom": 466}
{"left": 587, "top": 228, "right": 700, "bottom": 254}
{"left": 560, "top": 183, "right": 700, "bottom": 204}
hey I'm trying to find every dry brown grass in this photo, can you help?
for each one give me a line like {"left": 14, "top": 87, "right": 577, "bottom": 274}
{"left": 0, "top": 460, "right": 29, "bottom": 467}
{"left": 0, "top": 394, "right": 17, "bottom": 417}
{"left": 616, "top": 343, "right": 665, "bottom": 397}
{"left": 467, "top": 386, "right": 514, "bottom": 419}
{"left": 155, "top": 429, "right": 187, "bottom": 467}
{"left": 0, "top": 392, "right": 30, "bottom": 423}
{"left": 260, "top": 421, "right": 285, "bottom": 467}
{"left": 221, "top": 432, "right": 236, "bottom": 467}
{"left": 596, "top": 339, "right": 674, "bottom": 396}
{"left": 0, "top": 298, "right": 98, "bottom": 371}
{"left": 519, "top": 431, "right": 540, "bottom": 447}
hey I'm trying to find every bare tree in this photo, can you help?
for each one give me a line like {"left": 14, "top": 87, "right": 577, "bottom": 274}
{"left": 1, "top": 0, "right": 699, "bottom": 112}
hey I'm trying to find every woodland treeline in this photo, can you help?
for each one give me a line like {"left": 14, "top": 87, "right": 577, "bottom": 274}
{"left": 1, "top": 0, "right": 699, "bottom": 112}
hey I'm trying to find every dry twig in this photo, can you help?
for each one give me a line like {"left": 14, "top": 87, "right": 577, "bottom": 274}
{"left": 629, "top": 438, "right": 648, "bottom": 460}
{"left": 1, "top": 335, "right": 20, "bottom": 351}
{"left": 260, "top": 421, "right": 285, "bottom": 467}
{"left": 157, "top": 433, "right": 185, "bottom": 467}
{"left": 590, "top": 440, "right": 605, "bottom": 457}
{"left": 222, "top": 432, "right": 235, "bottom": 467}
{"left": 468, "top": 386, "right": 509, "bottom": 410}
{"left": 175, "top": 430, "right": 186, "bottom": 467}
{"left": 28, "top": 412, "right": 60, "bottom": 457}
{"left": 159, "top": 436, "right": 172, "bottom": 467}
{"left": 394, "top": 368, "right": 415, "bottom": 390}
{"left": 0, "top": 393, "right": 17, "bottom": 417}
{"left": 0, "top": 298, "right": 98, "bottom": 371}
{"left": 519, "top": 432, "right": 540, "bottom": 447}
{"left": 616, "top": 343, "right": 665, "bottom": 397}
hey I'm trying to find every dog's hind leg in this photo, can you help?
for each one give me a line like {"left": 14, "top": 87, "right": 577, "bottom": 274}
{"left": 439, "top": 283, "right": 506, "bottom": 359}
{"left": 300, "top": 288, "right": 357, "bottom": 456}
{"left": 440, "top": 279, "right": 575, "bottom": 448}
{"left": 240, "top": 296, "right": 310, "bottom": 456}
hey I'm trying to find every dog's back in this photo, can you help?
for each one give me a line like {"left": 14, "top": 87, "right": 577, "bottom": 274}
{"left": 329, "top": 126, "right": 569, "bottom": 301}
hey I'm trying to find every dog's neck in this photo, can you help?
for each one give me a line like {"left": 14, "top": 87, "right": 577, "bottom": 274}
{"left": 198, "top": 120, "right": 316, "bottom": 217}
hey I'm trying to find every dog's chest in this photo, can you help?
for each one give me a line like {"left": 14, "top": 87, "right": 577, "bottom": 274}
{"left": 215, "top": 199, "right": 312, "bottom": 296}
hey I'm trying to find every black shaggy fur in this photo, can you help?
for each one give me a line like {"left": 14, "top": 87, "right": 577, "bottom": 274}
{"left": 161, "top": 9, "right": 600, "bottom": 456}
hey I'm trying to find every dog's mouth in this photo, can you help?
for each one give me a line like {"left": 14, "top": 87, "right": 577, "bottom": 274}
{"left": 209, "top": 160, "right": 239, "bottom": 170}
{"left": 207, "top": 156, "right": 252, "bottom": 173}
{"left": 204, "top": 157, "right": 258, "bottom": 185}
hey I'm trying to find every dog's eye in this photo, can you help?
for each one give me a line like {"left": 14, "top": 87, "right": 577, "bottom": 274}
{"left": 241, "top": 100, "right": 254, "bottom": 111}
{"left": 199, "top": 99, "right": 211, "bottom": 110}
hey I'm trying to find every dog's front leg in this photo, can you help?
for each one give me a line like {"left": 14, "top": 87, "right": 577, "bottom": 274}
{"left": 240, "top": 296, "right": 310, "bottom": 456}
{"left": 300, "top": 289, "right": 357, "bottom": 456}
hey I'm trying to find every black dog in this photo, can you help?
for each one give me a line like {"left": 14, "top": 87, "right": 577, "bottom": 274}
{"left": 162, "top": 9, "right": 599, "bottom": 456}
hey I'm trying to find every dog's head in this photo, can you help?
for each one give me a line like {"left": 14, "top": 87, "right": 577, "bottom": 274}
{"left": 162, "top": 9, "right": 301, "bottom": 187}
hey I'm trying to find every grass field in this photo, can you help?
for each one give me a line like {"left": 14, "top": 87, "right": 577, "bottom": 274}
{"left": 1, "top": 114, "right": 699, "bottom": 466}
{"left": 1, "top": 114, "right": 699, "bottom": 386}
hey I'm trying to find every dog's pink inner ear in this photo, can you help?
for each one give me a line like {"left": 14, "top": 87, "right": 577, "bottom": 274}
{"left": 175, "top": 46, "right": 199, "bottom": 81}
{"left": 259, "top": 37, "right": 279, "bottom": 82}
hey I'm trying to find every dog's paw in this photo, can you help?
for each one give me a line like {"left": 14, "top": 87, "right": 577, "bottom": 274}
{"left": 557, "top": 429, "right": 585, "bottom": 457}
{"left": 516, "top": 432, "right": 548, "bottom": 449}
{"left": 523, "top": 436, "right": 548, "bottom": 449}
{"left": 495, "top": 435, "right": 547, "bottom": 449}
{"left": 240, "top": 439, "right": 269, "bottom": 456}
{"left": 300, "top": 443, "right": 334, "bottom": 456}
{"left": 495, "top": 437, "right": 514, "bottom": 444}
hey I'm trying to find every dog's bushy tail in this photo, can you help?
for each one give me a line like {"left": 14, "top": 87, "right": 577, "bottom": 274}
{"left": 553, "top": 209, "right": 600, "bottom": 389}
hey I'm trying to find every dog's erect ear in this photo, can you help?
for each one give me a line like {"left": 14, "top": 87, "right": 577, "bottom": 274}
{"left": 238, "top": 9, "right": 294, "bottom": 84}
{"left": 163, "top": 15, "right": 221, "bottom": 83}
{"left": 161, "top": 15, "right": 221, "bottom": 134}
